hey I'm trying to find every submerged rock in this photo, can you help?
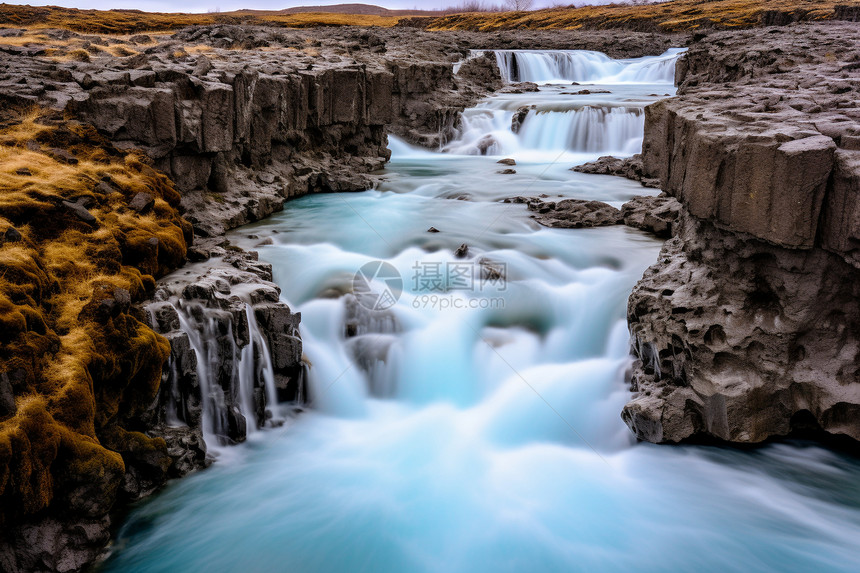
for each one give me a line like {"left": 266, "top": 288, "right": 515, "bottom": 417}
{"left": 510, "top": 105, "right": 533, "bottom": 134}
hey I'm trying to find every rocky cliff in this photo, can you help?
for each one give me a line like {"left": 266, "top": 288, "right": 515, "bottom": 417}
{"left": 0, "top": 25, "right": 510, "bottom": 238}
{"left": 623, "top": 22, "right": 860, "bottom": 445}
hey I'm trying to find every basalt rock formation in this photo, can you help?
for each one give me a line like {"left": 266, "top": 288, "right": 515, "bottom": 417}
{"left": 146, "top": 250, "right": 304, "bottom": 448}
{"left": 623, "top": 22, "right": 860, "bottom": 445}
{"left": 619, "top": 194, "right": 680, "bottom": 239}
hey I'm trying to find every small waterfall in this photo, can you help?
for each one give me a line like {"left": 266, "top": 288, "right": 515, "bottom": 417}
{"left": 493, "top": 49, "right": 619, "bottom": 83}
{"left": 146, "top": 257, "right": 304, "bottom": 448}
{"left": 168, "top": 298, "right": 280, "bottom": 445}
{"left": 488, "top": 48, "right": 684, "bottom": 84}
{"left": 441, "top": 48, "right": 682, "bottom": 157}
{"left": 245, "top": 304, "right": 281, "bottom": 419}
{"left": 443, "top": 105, "right": 644, "bottom": 156}
{"left": 518, "top": 106, "right": 644, "bottom": 154}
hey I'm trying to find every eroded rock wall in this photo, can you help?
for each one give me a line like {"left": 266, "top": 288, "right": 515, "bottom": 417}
{"left": 0, "top": 25, "right": 509, "bottom": 238}
{"left": 624, "top": 22, "right": 860, "bottom": 444}
{"left": 145, "top": 251, "right": 304, "bottom": 449}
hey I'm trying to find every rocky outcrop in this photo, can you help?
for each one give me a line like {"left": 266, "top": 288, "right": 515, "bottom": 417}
{"left": 504, "top": 196, "right": 623, "bottom": 228}
{"left": 503, "top": 194, "right": 680, "bottom": 237}
{"left": 625, "top": 213, "right": 860, "bottom": 444}
{"left": 146, "top": 250, "right": 304, "bottom": 448}
{"left": 624, "top": 22, "right": 860, "bottom": 445}
{"left": 571, "top": 154, "right": 660, "bottom": 188}
{"left": 620, "top": 194, "right": 680, "bottom": 238}
{"left": 834, "top": 5, "right": 860, "bottom": 21}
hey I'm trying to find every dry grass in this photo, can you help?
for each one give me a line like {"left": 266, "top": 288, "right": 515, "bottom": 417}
{"left": 427, "top": 0, "right": 860, "bottom": 32}
{"left": 0, "top": 30, "right": 64, "bottom": 46}
{"left": 0, "top": 106, "right": 191, "bottom": 524}
{"left": 0, "top": 29, "right": 145, "bottom": 63}
{"left": 1, "top": 1, "right": 855, "bottom": 35}
{"left": 0, "top": 4, "right": 228, "bottom": 34}
{"left": 0, "top": 4, "right": 401, "bottom": 34}
{"left": 263, "top": 12, "right": 400, "bottom": 28}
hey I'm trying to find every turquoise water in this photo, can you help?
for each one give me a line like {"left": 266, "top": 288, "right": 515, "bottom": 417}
{"left": 100, "top": 54, "right": 860, "bottom": 573}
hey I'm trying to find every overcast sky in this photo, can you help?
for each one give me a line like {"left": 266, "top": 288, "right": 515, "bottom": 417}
{"left": 2, "top": 1, "right": 625, "bottom": 14}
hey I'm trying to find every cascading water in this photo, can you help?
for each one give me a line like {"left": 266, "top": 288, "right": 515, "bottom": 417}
{"left": 148, "top": 293, "right": 286, "bottom": 447}
{"left": 443, "top": 49, "right": 680, "bottom": 158}
{"left": 101, "top": 50, "right": 860, "bottom": 573}
{"left": 490, "top": 48, "right": 685, "bottom": 84}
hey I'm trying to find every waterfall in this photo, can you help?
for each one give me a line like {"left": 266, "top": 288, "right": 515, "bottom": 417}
{"left": 149, "top": 294, "right": 292, "bottom": 447}
{"left": 441, "top": 49, "right": 682, "bottom": 157}
{"left": 445, "top": 105, "right": 645, "bottom": 156}
{"left": 519, "top": 107, "right": 644, "bottom": 154}
{"left": 174, "top": 298, "right": 277, "bottom": 444}
{"left": 488, "top": 48, "right": 684, "bottom": 84}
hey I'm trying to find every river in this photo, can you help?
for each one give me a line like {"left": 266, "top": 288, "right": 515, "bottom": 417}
{"left": 100, "top": 49, "right": 860, "bottom": 573}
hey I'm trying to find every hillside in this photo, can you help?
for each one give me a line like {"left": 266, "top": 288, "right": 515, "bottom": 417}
{"left": 0, "top": 1, "right": 857, "bottom": 35}
{"left": 274, "top": 3, "right": 446, "bottom": 16}
{"left": 426, "top": 0, "right": 860, "bottom": 32}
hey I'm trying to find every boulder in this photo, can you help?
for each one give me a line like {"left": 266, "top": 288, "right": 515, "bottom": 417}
{"left": 128, "top": 192, "right": 154, "bottom": 214}
{"left": 621, "top": 195, "right": 681, "bottom": 238}
{"left": 62, "top": 199, "right": 97, "bottom": 227}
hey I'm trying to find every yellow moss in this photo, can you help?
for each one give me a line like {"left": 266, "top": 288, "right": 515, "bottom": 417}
{"left": 0, "top": 108, "right": 190, "bottom": 525}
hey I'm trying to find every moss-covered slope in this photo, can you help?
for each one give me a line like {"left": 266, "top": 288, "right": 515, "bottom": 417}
{"left": 0, "top": 105, "right": 192, "bottom": 526}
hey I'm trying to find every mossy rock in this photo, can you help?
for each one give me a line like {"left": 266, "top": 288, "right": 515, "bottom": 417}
{"left": 0, "top": 109, "right": 190, "bottom": 525}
